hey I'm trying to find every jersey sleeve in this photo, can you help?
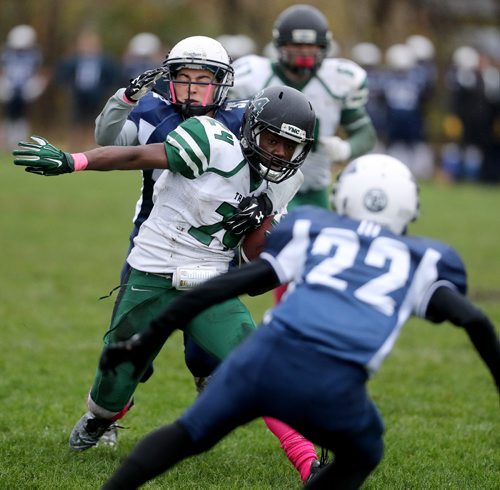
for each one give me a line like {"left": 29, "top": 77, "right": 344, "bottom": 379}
{"left": 260, "top": 209, "right": 313, "bottom": 284}
{"left": 340, "top": 59, "right": 369, "bottom": 110}
{"left": 230, "top": 55, "right": 272, "bottom": 99}
{"left": 166, "top": 115, "right": 242, "bottom": 180}
{"left": 164, "top": 116, "right": 213, "bottom": 179}
{"left": 437, "top": 245, "right": 467, "bottom": 294}
{"left": 321, "top": 58, "right": 369, "bottom": 110}
{"left": 414, "top": 241, "right": 468, "bottom": 318}
{"left": 94, "top": 88, "right": 139, "bottom": 146}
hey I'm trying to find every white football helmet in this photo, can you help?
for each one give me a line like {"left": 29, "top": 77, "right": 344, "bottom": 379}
{"left": 406, "top": 35, "right": 435, "bottom": 61}
{"left": 385, "top": 43, "right": 417, "bottom": 71}
{"left": 7, "top": 25, "right": 36, "bottom": 50}
{"left": 351, "top": 42, "right": 382, "bottom": 67}
{"left": 216, "top": 34, "right": 256, "bottom": 60}
{"left": 452, "top": 46, "right": 480, "bottom": 70}
{"left": 162, "top": 36, "right": 234, "bottom": 117}
{"left": 127, "top": 32, "right": 161, "bottom": 57}
{"left": 332, "top": 154, "right": 419, "bottom": 234}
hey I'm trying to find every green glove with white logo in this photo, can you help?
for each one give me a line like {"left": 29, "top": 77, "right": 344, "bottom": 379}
{"left": 13, "top": 135, "right": 75, "bottom": 176}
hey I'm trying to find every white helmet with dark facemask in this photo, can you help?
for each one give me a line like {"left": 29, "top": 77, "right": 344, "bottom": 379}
{"left": 162, "top": 36, "right": 234, "bottom": 117}
{"left": 332, "top": 154, "right": 419, "bottom": 234}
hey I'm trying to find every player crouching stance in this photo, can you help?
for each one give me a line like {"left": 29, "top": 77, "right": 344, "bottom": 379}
{"left": 99, "top": 154, "right": 499, "bottom": 489}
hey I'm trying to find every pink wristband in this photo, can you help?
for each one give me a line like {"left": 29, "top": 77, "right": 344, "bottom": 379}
{"left": 123, "top": 93, "right": 136, "bottom": 105}
{"left": 72, "top": 153, "right": 88, "bottom": 172}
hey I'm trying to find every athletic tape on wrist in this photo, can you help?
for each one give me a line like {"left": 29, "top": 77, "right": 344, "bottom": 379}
{"left": 72, "top": 153, "right": 88, "bottom": 172}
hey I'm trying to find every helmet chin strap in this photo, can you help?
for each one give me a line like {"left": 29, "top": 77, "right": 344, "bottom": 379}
{"left": 177, "top": 81, "right": 217, "bottom": 117}
{"left": 180, "top": 102, "right": 216, "bottom": 118}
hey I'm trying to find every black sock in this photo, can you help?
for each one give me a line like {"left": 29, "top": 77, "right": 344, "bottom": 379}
{"left": 102, "top": 421, "right": 195, "bottom": 489}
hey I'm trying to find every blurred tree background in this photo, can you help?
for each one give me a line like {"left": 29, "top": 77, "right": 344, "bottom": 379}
{"left": 1, "top": 0, "right": 499, "bottom": 146}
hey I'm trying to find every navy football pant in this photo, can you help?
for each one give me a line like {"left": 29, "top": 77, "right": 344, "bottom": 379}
{"left": 180, "top": 325, "right": 384, "bottom": 485}
{"left": 104, "top": 324, "right": 384, "bottom": 489}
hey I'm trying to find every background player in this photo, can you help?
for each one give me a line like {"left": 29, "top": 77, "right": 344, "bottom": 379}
{"left": 230, "top": 4, "right": 377, "bottom": 211}
{"left": 0, "top": 24, "right": 47, "bottom": 149}
{"left": 230, "top": 4, "right": 376, "bottom": 306}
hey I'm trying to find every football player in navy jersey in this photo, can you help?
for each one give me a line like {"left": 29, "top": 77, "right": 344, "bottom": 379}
{"left": 0, "top": 25, "right": 47, "bottom": 149}
{"left": 94, "top": 36, "right": 263, "bottom": 284}
{"left": 99, "top": 154, "right": 500, "bottom": 490}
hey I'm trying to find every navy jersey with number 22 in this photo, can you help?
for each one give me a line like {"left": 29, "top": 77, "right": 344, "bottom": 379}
{"left": 261, "top": 206, "right": 467, "bottom": 374}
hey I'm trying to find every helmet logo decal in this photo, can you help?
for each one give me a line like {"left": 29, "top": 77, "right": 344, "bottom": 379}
{"left": 182, "top": 50, "right": 207, "bottom": 59}
{"left": 291, "top": 29, "right": 317, "bottom": 44}
{"left": 251, "top": 96, "right": 270, "bottom": 116}
{"left": 281, "top": 123, "right": 305, "bottom": 140}
{"left": 363, "top": 188, "right": 387, "bottom": 213}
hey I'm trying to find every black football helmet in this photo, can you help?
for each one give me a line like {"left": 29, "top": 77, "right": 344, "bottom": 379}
{"left": 272, "top": 4, "right": 332, "bottom": 75}
{"left": 240, "top": 86, "right": 316, "bottom": 183}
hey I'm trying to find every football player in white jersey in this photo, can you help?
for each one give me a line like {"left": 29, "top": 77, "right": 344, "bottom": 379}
{"left": 87, "top": 36, "right": 322, "bottom": 481}
{"left": 97, "top": 155, "right": 500, "bottom": 489}
{"left": 231, "top": 4, "right": 376, "bottom": 308}
{"left": 13, "top": 85, "right": 322, "bottom": 478}
{"left": 94, "top": 36, "right": 300, "bottom": 394}
{"left": 230, "top": 4, "right": 377, "bottom": 211}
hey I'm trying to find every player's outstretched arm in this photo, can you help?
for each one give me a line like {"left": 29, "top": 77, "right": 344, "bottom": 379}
{"left": 13, "top": 135, "right": 169, "bottom": 175}
{"left": 100, "top": 259, "right": 280, "bottom": 373}
{"left": 426, "top": 286, "right": 500, "bottom": 392}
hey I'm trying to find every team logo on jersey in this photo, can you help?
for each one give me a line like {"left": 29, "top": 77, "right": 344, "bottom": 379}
{"left": 363, "top": 188, "right": 387, "bottom": 213}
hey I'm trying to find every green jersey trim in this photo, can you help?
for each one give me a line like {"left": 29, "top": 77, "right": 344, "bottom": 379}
{"left": 165, "top": 118, "right": 211, "bottom": 179}
{"left": 314, "top": 74, "right": 343, "bottom": 101}
{"left": 206, "top": 158, "right": 248, "bottom": 178}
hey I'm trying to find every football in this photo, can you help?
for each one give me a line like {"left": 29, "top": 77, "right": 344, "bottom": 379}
{"left": 240, "top": 215, "right": 274, "bottom": 262}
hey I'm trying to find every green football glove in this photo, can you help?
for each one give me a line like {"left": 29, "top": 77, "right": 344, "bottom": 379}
{"left": 13, "top": 136, "right": 74, "bottom": 176}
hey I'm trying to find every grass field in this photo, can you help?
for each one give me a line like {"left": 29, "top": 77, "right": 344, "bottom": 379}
{"left": 1, "top": 149, "right": 499, "bottom": 489}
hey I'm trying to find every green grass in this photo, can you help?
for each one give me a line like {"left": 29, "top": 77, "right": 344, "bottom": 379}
{"left": 1, "top": 151, "right": 499, "bottom": 489}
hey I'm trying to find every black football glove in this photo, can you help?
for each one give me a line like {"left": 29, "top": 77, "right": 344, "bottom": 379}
{"left": 223, "top": 193, "right": 273, "bottom": 236}
{"left": 124, "top": 67, "right": 166, "bottom": 102}
{"left": 99, "top": 312, "right": 179, "bottom": 377}
{"left": 99, "top": 330, "right": 158, "bottom": 378}
{"left": 13, "top": 136, "right": 74, "bottom": 176}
